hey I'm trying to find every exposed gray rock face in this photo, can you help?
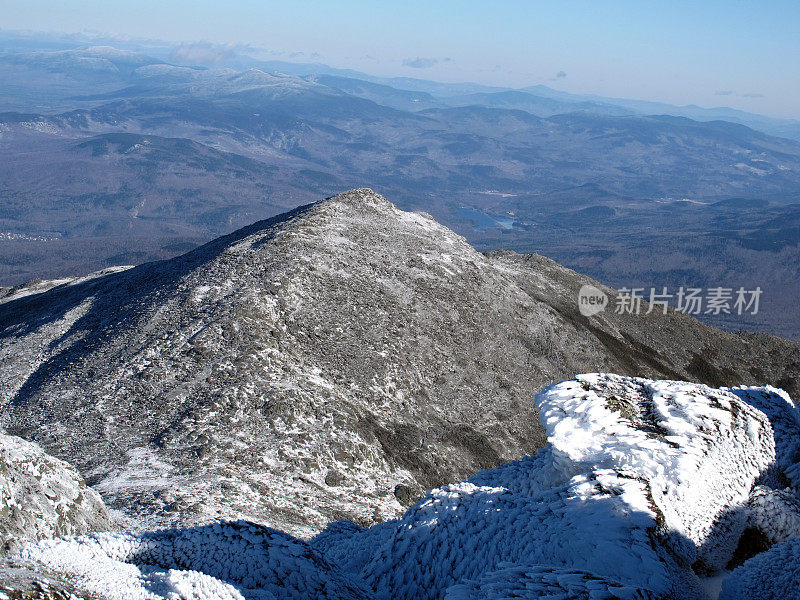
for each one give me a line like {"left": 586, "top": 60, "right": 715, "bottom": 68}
{"left": 0, "top": 432, "right": 113, "bottom": 556}
{"left": 0, "top": 189, "right": 798, "bottom": 538}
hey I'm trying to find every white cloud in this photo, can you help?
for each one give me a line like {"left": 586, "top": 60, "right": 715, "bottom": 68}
{"left": 168, "top": 42, "right": 236, "bottom": 65}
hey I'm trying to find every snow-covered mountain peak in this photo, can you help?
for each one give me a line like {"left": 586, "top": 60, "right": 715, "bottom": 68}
{"left": 0, "top": 190, "right": 798, "bottom": 542}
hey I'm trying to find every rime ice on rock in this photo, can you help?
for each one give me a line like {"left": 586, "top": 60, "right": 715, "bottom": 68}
{"left": 746, "top": 486, "right": 800, "bottom": 544}
{"left": 315, "top": 374, "right": 775, "bottom": 599}
{"left": 444, "top": 564, "right": 660, "bottom": 600}
{"left": 719, "top": 536, "right": 800, "bottom": 600}
{"left": 0, "top": 432, "right": 114, "bottom": 556}
{"left": 17, "top": 521, "right": 369, "bottom": 600}
{"left": 12, "top": 375, "right": 800, "bottom": 599}
{"left": 536, "top": 374, "right": 775, "bottom": 572}
{"left": 728, "top": 385, "right": 800, "bottom": 493}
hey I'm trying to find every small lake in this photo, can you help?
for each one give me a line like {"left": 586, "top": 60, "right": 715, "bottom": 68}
{"left": 457, "top": 207, "right": 515, "bottom": 231}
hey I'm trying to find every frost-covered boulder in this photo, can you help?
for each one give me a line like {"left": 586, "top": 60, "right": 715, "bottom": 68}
{"left": 444, "top": 564, "right": 659, "bottom": 600}
{"left": 747, "top": 486, "right": 800, "bottom": 544}
{"left": 0, "top": 432, "right": 114, "bottom": 556}
{"left": 16, "top": 520, "right": 369, "bottom": 600}
{"left": 719, "top": 536, "right": 800, "bottom": 600}
{"left": 536, "top": 375, "right": 775, "bottom": 571}
{"left": 313, "top": 374, "right": 777, "bottom": 599}
{"left": 728, "top": 385, "right": 800, "bottom": 493}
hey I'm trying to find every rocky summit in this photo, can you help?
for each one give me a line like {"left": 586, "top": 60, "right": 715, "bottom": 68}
{"left": 0, "top": 189, "right": 798, "bottom": 538}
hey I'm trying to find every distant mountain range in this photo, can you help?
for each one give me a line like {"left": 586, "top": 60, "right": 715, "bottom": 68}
{"left": 2, "top": 42, "right": 800, "bottom": 139}
{"left": 0, "top": 42, "right": 798, "bottom": 339}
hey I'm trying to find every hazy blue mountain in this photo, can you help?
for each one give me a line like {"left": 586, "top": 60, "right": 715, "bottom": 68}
{"left": 438, "top": 90, "right": 635, "bottom": 117}
{"left": 2, "top": 38, "right": 799, "bottom": 140}
{"left": 518, "top": 84, "right": 800, "bottom": 141}
{"left": 305, "top": 74, "right": 442, "bottom": 111}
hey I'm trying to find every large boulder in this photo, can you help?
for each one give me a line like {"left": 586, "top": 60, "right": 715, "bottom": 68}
{"left": 0, "top": 432, "right": 113, "bottom": 557}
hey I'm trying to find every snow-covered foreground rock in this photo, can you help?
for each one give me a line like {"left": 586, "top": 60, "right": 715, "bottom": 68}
{"left": 16, "top": 521, "right": 368, "bottom": 600}
{"left": 719, "top": 537, "right": 800, "bottom": 600}
{"left": 0, "top": 432, "right": 114, "bottom": 556}
{"left": 534, "top": 375, "right": 775, "bottom": 572}
{"left": 13, "top": 374, "right": 800, "bottom": 600}
{"left": 728, "top": 386, "right": 800, "bottom": 495}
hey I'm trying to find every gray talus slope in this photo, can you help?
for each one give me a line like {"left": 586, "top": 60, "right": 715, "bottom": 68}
{"left": 0, "top": 189, "right": 797, "bottom": 538}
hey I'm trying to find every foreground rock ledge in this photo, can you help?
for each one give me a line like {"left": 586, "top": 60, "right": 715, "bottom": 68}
{"left": 12, "top": 375, "right": 800, "bottom": 600}
{"left": 0, "top": 432, "right": 113, "bottom": 557}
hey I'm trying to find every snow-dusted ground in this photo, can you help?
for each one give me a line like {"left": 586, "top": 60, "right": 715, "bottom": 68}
{"left": 12, "top": 374, "right": 800, "bottom": 599}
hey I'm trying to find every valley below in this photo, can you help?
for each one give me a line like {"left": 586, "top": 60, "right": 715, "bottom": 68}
{"left": 0, "top": 44, "right": 798, "bottom": 340}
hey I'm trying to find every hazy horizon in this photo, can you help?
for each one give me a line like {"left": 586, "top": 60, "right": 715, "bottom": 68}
{"left": 1, "top": 0, "right": 798, "bottom": 120}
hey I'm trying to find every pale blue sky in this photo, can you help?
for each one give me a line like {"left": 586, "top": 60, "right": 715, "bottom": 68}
{"left": 2, "top": 0, "right": 798, "bottom": 118}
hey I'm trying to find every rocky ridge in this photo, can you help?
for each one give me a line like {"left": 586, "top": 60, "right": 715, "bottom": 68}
{"left": 0, "top": 189, "right": 798, "bottom": 538}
